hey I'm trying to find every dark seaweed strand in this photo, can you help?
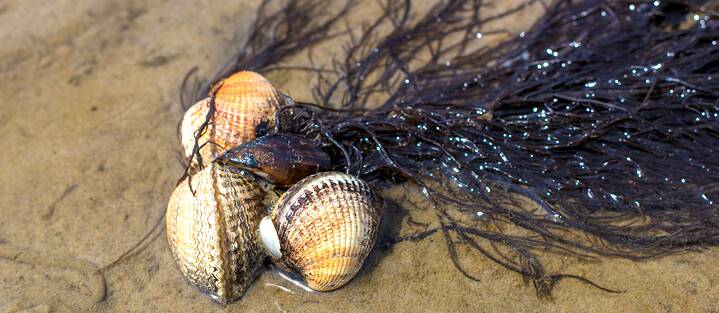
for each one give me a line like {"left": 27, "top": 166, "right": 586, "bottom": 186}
{"left": 180, "top": 0, "right": 719, "bottom": 297}
{"left": 283, "top": 0, "right": 719, "bottom": 296}
{"left": 180, "top": 0, "right": 356, "bottom": 106}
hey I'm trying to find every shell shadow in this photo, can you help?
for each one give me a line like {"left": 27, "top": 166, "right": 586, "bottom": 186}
{"left": 353, "top": 194, "right": 410, "bottom": 283}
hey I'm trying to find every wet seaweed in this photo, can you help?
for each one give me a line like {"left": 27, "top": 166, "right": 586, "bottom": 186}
{"left": 180, "top": 0, "right": 355, "bottom": 103}
{"left": 182, "top": 0, "right": 719, "bottom": 297}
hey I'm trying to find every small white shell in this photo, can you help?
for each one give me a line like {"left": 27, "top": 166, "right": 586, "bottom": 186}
{"left": 259, "top": 216, "right": 282, "bottom": 259}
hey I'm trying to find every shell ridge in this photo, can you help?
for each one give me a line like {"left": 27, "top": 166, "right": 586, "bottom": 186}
{"left": 219, "top": 165, "right": 243, "bottom": 298}
{"left": 210, "top": 164, "right": 231, "bottom": 300}
{"left": 188, "top": 171, "right": 214, "bottom": 295}
{"left": 219, "top": 166, "right": 267, "bottom": 300}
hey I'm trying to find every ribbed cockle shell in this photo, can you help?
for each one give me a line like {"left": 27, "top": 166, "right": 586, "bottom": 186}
{"left": 180, "top": 71, "right": 284, "bottom": 166}
{"left": 166, "top": 162, "right": 275, "bottom": 303}
{"left": 263, "top": 172, "right": 382, "bottom": 291}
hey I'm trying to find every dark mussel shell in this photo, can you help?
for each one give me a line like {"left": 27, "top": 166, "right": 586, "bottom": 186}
{"left": 218, "top": 133, "right": 331, "bottom": 186}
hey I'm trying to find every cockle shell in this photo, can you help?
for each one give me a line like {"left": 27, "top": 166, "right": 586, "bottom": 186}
{"left": 179, "top": 97, "right": 211, "bottom": 163}
{"left": 166, "top": 162, "right": 277, "bottom": 303}
{"left": 218, "top": 133, "right": 332, "bottom": 186}
{"left": 180, "top": 71, "right": 285, "bottom": 166}
{"left": 263, "top": 172, "right": 382, "bottom": 291}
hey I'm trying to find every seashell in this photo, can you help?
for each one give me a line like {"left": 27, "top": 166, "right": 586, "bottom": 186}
{"left": 261, "top": 172, "right": 382, "bottom": 291}
{"left": 179, "top": 97, "right": 211, "bottom": 164}
{"left": 166, "top": 162, "right": 278, "bottom": 303}
{"left": 218, "top": 133, "right": 332, "bottom": 186}
{"left": 179, "top": 71, "right": 287, "bottom": 166}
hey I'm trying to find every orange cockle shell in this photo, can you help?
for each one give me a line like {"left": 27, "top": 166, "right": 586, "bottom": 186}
{"left": 180, "top": 71, "right": 285, "bottom": 167}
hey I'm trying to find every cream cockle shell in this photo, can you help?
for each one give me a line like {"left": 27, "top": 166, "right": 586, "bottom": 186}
{"left": 180, "top": 71, "right": 287, "bottom": 167}
{"left": 261, "top": 172, "right": 382, "bottom": 291}
{"left": 166, "top": 162, "right": 277, "bottom": 303}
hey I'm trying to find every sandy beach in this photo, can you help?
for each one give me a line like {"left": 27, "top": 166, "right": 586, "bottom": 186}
{"left": 0, "top": 1, "right": 717, "bottom": 312}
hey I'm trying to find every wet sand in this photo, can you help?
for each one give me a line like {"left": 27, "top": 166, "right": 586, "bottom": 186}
{"left": 0, "top": 1, "right": 717, "bottom": 312}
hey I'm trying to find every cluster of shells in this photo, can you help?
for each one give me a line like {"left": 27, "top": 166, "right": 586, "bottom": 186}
{"left": 167, "top": 71, "right": 382, "bottom": 303}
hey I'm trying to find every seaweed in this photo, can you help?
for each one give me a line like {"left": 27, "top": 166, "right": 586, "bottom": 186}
{"left": 182, "top": 0, "right": 719, "bottom": 297}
